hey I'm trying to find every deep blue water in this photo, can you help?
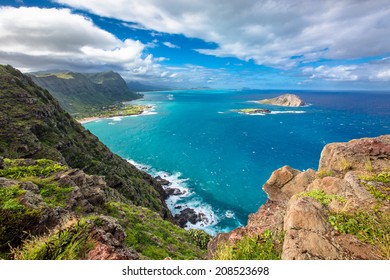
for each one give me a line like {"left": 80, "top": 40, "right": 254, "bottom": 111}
{"left": 84, "top": 89, "right": 390, "bottom": 235}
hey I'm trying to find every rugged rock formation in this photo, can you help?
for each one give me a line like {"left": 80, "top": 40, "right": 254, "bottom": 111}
{"left": 257, "top": 93, "right": 305, "bottom": 107}
{"left": 209, "top": 135, "right": 390, "bottom": 260}
{"left": 0, "top": 158, "right": 207, "bottom": 260}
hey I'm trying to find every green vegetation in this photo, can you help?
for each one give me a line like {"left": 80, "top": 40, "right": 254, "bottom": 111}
{"left": 214, "top": 230, "right": 283, "bottom": 260}
{"left": 235, "top": 108, "right": 271, "bottom": 114}
{"left": 13, "top": 218, "right": 94, "bottom": 260}
{"left": 37, "top": 181, "right": 73, "bottom": 208}
{"left": 359, "top": 172, "right": 390, "bottom": 202}
{"left": 328, "top": 211, "right": 390, "bottom": 258}
{"left": 186, "top": 229, "right": 212, "bottom": 250}
{"left": 0, "top": 65, "right": 170, "bottom": 217}
{"left": 298, "top": 189, "right": 345, "bottom": 206}
{"left": 317, "top": 169, "right": 334, "bottom": 178}
{"left": 104, "top": 201, "right": 207, "bottom": 259}
{"left": 339, "top": 158, "right": 352, "bottom": 171}
{"left": 29, "top": 70, "right": 142, "bottom": 116}
{"left": 0, "top": 158, "right": 67, "bottom": 179}
{"left": 0, "top": 184, "right": 41, "bottom": 251}
{"left": 78, "top": 104, "right": 151, "bottom": 120}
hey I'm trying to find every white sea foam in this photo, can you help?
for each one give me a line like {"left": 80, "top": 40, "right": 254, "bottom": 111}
{"left": 111, "top": 116, "right": 122, "bottom": 121}
{"left": 270, "top": 110, "right": 306, "bottom": 114}
{"left": 127, "top": 158, "right": 220, "bottom": 235}
{"left": 225, "top": 210, "right": 235, "bottom": 219}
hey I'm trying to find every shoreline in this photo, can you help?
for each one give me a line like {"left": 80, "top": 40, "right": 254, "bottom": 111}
{"left": 76, "top": 104, "right": 156, "bottom": 124}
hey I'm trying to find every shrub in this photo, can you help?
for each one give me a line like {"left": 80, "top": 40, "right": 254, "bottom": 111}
{"left": 214, "top": 230, "right": 282, "bottom": 260}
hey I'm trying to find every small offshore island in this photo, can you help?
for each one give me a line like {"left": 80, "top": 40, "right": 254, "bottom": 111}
{"left": 236, "top": 108, "right": 271, "bottom": 115}
{"left": 236, "top": 94, "right": 305, "bottom": 115}
{"left": 256, "top": 93, "right": 305, "bottom": 107}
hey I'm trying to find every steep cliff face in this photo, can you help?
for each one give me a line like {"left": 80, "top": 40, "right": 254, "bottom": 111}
{"left": 0, "top": 65, "right": 169, "bottom": 218}
{"left": 209, "top": 135, "right": 390, "bottom": 260}
{"left": 29, "top": 71, "right": 142, "bottom": 116}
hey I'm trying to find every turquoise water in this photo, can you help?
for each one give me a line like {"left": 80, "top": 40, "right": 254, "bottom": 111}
{"left": 84, "top": 89, "right": 390, "bottom": 235}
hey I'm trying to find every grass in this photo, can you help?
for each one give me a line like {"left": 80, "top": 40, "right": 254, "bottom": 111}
{"left": 298, "top": 189, "right": 346, "bottom": 206}
{"left": 0, "top": 184, "right": 41, "bottom": 251}
{"left": 328, "top": 211, "right": 390, "bottom": 259}
{"left": 317, "top": 169, "right": 334, "bottom": 178}
{"left": 186, "top": 229, "right": 212, "bottom": 250}
{"left": 359, "top": 172, "right": 390, "bottom": 202}
{"left": 104, "top": 201, "right": 207, "bottom": 260}
{"left": 213, "top": 230, "right": 283, "bottom": 260}
{"left": 13, "top": 217, "right": 94, "bottom": 260}
{"left": 0, "top": 184, "right": 26, "bottom": 210}
{"left": 339, "top": 158, "right": 352, "bottom": 171}
{"left": 38, "top": 182, "right": 74, "bottom": 208}
{"left": 0, "top": 158, "right": 67, "bottom": 179}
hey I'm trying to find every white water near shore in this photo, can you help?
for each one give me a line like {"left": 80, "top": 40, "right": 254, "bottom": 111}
{"left": 127, "top": 159, "right": 234, "bottom": 236}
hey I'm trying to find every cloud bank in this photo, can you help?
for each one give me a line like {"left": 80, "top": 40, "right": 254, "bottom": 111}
{"left": 55, "top": 0, "right": 390, "bottom": 69}
{"left": 0, "top": 6, "right": 157, "bottom": 75}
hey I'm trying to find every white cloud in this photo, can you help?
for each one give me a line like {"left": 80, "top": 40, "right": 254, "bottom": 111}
{"left": 302, "top": 65, "right": 359, "bottom": 81}
{"left": 55, "top": 0, "right": 390, "bottom": 68}
{"left": 162, "top": 41, "right": 180, "bottom": 49}
{"left": 373, "top": 70, "right": 390, "bottom": 81}
{"left": 302, "top": 57, "right": 390, "bottom": 83}
{"left": 0, "top": 6, "right": 157, "bottom": 76}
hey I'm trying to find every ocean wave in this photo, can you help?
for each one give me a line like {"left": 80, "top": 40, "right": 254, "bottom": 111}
{"left": 270, "top": 110, "right": 306, "bottom": 114}
{"left": 126, "top": 159, "right": 220, "bottom": 235}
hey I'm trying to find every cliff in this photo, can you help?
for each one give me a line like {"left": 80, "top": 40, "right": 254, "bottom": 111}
{"left": 29, "top": 71, "right": 142, "bottom": 116}
{"left": 0, "top": 65, "right": 209, "bottom": 260}
{"left": 209, "top": 135, "right": 390, "bottom": 260}
{"left": 257, "top": 93, "right": 305, "bottom": 107}
{"left": 0, "top": 158, "right": 208, "bottom": 260}
{"left": 0, "top": 65, "right": 169, "bottom": 217}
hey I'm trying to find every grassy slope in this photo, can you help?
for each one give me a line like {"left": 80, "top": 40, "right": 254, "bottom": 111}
{"left": 0, "top": 64, "right": 170, "bottom": 218}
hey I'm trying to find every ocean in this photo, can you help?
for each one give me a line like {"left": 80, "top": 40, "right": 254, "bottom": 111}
{"left": 83, "top": 89, "right": 390, "bottom": 235}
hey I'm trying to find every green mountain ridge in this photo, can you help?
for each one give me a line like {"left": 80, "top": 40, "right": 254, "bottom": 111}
{"left": 0, "top": 64, "right": 211, "bottom": 259}
{"left": 0, "top": 65, "right": 169, "bottom": 217}
{"left": 28, "top": 70, "right": 142, "bottom": 116}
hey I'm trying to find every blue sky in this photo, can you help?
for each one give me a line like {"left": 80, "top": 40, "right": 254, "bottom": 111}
{"left": 1, "top": 0, "right": 390, "bottom": 90}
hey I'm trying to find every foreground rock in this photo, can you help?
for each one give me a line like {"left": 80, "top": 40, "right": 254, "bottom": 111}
{"left": 209, "top": 135, "right": 390, "bottom": 260}
{"left": 257, "top": 94, "right": 305, "bottom": 107}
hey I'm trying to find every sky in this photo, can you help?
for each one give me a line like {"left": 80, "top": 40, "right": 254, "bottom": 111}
{"left": 0, "top": 0, "right": 390, "bottom": 90}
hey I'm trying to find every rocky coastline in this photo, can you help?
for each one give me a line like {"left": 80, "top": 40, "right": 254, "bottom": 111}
{"left": 155, "top": 175, "right": 210, "bottom": 229}
{"left": 208, "top": 135, "right": 390, "bottom": 260}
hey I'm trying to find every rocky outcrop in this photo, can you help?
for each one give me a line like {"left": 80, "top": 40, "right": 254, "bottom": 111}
{"left": 1, "top": 158, "right": 208, "bottom": 260}
{"left": 257, "top": 94, "right": 305, "bottom": 107}
{"left": 209, "top": 135, "right": 390, "bottom": 260}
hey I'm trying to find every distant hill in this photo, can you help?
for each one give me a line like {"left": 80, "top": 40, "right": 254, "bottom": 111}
{"left": 28, "top": 71, "right": 142, "bottom": 116}
{"left": 126, "top": 80, "right": 172, "bottom": 92}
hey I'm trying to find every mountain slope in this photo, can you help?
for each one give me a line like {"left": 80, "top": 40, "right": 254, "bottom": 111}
{"left": 29, "top": 71, "right": 142, "bottom": 116}
{"left": 0, "top": 64, "right": 169, "bottom": 218}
